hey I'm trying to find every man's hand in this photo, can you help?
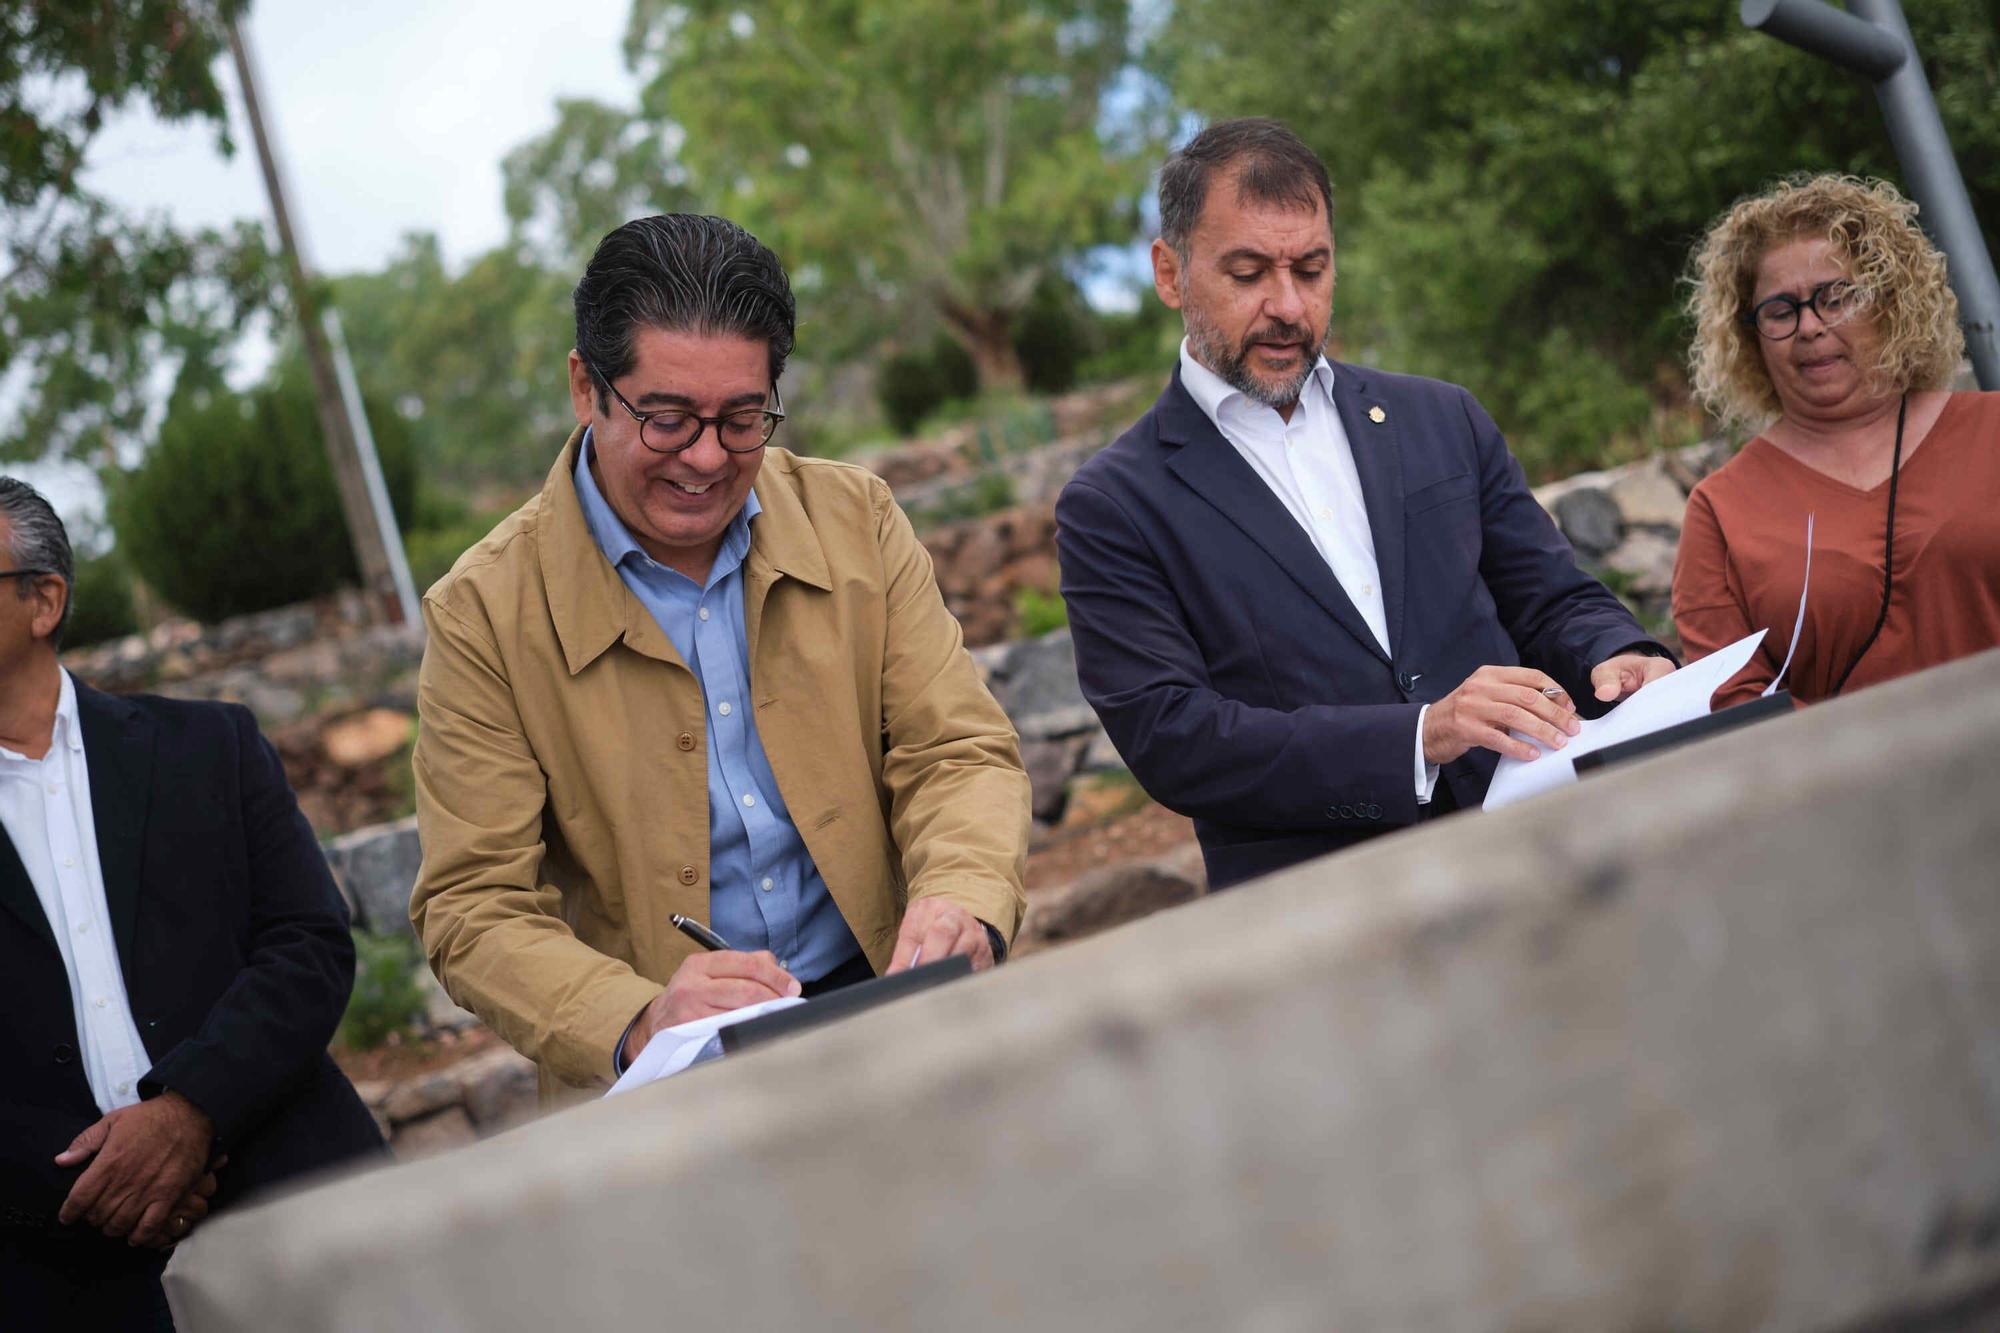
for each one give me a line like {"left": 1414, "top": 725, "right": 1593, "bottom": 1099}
{"left": 888, "top": 897, "right": 996, "bottom": 974}
{"left": 1422, "top": 665, "right": 1582, "bottom": 766}
{"left": 55, "top": 1091, "right": 214, "bottom": 1246}
{"left": 1591, "top": 651, "right": 1676, "bottom": 703}
{"left": 620, "top": 950, "right": 801, "bottom": 1067}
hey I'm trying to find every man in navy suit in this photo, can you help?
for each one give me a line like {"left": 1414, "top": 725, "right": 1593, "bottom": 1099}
{"left": 0, "top": 479, "right": 385, "bottom": 1329}
{"left": 1056, "top": 119, "right": 1675, "bottom": 890}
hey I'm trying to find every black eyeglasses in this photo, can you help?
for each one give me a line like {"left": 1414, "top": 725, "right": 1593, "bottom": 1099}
{"left": 587, "top": 358, "right": 785, "bottom": 455}
{"left": 1743, "top": 279, "right": 1870, "bottom": 340}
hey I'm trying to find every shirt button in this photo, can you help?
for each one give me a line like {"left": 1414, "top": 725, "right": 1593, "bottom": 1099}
{"left": 76, "top": 921, "right": 89, "bottom": 935}
{"left": 677, "top": 732, "right": 696, "bottom": 751}
{"left": 116, "top": 1082, "right": 130, "bottom": 1096}
{"left": 47, "top": 782, "right": 59, "bottom": 794}
{"left": 62, "top": 857, "right": 74, "bottom": 868}
{"left": 742, "top": 793, "right": 756, "bottom": 808}
{"left": 718, "top": 701, "right": 732, "bottom": 716}
{"left": 678, "top": 865, "right": 699, "bottom": 885}
{"left": 1317, "top": 507, "right": 1332, "bottom": 520}
{"left": 698, "top": 607, "right": 710, "bottom": 621}
{"left": 94, "top": 997, "right": 107, "bottom": 1008}
{"left": 760, "top": 877, "right": 774, "bottom": 892}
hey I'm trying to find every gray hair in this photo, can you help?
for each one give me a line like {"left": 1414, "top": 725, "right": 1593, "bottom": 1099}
{"left": 0, "top": 477, "right": 75, "bottom": 646}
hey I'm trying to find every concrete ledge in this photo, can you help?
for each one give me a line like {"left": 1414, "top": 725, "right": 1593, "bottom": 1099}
{"left": 169, "top": 650, "right": 2000, "bottom": 1331}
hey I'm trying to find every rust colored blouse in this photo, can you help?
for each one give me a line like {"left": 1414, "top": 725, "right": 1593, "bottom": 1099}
{"left": 1673, "top": 391, "right": 2000, "bottom": 709}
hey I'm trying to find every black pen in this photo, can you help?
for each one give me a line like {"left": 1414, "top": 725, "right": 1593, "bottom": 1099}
{"left": 670, "top": 914, "right": 733, "bottom": 952}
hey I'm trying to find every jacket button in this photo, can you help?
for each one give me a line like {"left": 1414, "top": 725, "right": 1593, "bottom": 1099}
{"left": 1367, "top": 803, "right": 1382, "bottom": 819}
{"left": 1396, "top": 670, "right": 1417, "bottom": 693}
{"left": 677, "top": 732, "right": 696, "bottom": 752}
{"left": 52, "top": 1042, "right": 75, "bottom": 1065}
{"left": 1339, "top": 804, "right": 1356, "bottom": 819}
{"left": 678, "top": 865, "right": 699, "bottom": 886}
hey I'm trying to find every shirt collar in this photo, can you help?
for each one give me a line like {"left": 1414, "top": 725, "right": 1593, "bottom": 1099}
{"left": 573, "top": 427, "right": 762, "bottom": 585}
{"left": 1177, "top": 338, "right": 1336, "bottom": 433}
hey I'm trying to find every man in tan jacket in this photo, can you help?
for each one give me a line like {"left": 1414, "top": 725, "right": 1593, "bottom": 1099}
{"left": 411, "top": 215, "right": 1030, "bottom": 1101}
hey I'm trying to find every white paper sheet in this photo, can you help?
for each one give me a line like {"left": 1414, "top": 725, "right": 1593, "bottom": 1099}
{"left": 1481, "top": 629, "right": 1767, "bottom": 812}
{"left": 604, "top": 996, "right": 807, "bottom": 1098}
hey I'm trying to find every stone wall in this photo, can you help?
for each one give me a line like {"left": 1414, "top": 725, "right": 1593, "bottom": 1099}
{"left": 164, "top": 648, "right": 2000, "bottom": 1331}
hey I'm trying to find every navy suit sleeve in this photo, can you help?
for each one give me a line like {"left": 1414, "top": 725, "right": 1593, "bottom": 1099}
{"left": 139, "top": 707, "right": 357, "bottom": 1146}
{"left": 1459, "top": 389, "right": 1672, "bottom": 704}
{"left": 1057, "top": 477, "right": 1424, "bottom": 832}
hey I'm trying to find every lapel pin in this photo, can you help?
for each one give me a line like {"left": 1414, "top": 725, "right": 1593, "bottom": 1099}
{"left": 1368, "top": 405, "right": 1386, "bottom": 424}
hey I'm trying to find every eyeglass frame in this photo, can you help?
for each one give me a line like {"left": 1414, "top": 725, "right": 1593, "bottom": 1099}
{"left": 584, "top": 356, "right": 785, "bottom": 455}
{"left": 1741, "top": 279, "right": 1869, "bottom": 341}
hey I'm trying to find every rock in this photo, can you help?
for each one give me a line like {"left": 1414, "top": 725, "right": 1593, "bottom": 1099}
{"left": 390, "top": 1106, "right": 476, "bottom": 1161}
{"left": 322, "top": 708, "right": 414, "bottom": 769}
{"left": 1552, "top": 486, "right": 1623, "bottom": 559}
{"left": 349, "top": 1079, "right": 393, "bottom": 1113}
{"left": 233, "top": 677, "right": 309, "bottom": 729}
{"left": 263, "top": 639, "right": 344, "bottom": 685}
{"left": 1609, "top": 457, "right": 1689, "bottom": 529}
{"left": 992, "top": 631, "right": 1095, "bottom": 740}
{"left": 1079, "top": 727, "right": 1124, "bottom": 774}
{"left": 1015, "top": 844, "right": 1205, "bottom": 955}
{"left": 323, "top": 816, "right": 423, "bottom": 937}
{"left": 382, "top": 1070, "right": 462, "bottom": 1124}
{"left": 1604, "top": 529, "right": 1678, "bottom": 598}
{"left": 458, "top": 1048, "right": 540, "bottom": 1130}
{"left": 1020, "top": 736, "right": 1086, "bottom": 824}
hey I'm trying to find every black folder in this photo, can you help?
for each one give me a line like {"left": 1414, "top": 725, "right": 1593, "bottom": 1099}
{"left": 1571, "top": 690, "right": 1792, "bottom": 775}
{"left": 717, "top": 953, "right": 974, "bottom": 1055}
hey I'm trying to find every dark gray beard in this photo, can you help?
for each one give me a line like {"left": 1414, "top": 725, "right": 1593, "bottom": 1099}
{"left": 1184, "top": 303, "right": 1328, "bottom": 410}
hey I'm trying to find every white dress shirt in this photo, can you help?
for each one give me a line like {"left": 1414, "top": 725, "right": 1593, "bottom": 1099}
{"left": 1178, "top": 341, "right": 1440, "bottom": 802}
{"left": 0, "top": 668, "right": 151, "bottom": 1113}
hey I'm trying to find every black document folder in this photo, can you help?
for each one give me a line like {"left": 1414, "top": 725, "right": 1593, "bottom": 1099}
{"left": 1571, "top": 690, "right": 1792, "bottom": 775}
{"left": 717, "top": 953, "right": 973, "bottom": 1055}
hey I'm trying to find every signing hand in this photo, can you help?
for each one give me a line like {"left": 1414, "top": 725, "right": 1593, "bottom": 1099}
{"left": 1591, "top": 651, "right": 1676, "bottom": 703}
{"left": 56, "top": 1091, "right": 214, "bottom": 1247}
{"left": 888, "top": 897, "right": 995, "bottom": 974}
{"left": 621, "top": 950, "right": 801, "bottom": 1067}
{"left": 1422, "top": 665, "right": 1582, "bottom": 765}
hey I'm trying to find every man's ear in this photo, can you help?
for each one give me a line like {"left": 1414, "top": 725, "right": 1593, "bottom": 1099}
{"left": 1151, "top": 238, "right": 1184, "bottom": 311}
{"left": 567, "top": 350, "right": 598, "bottom": 428}
{"left": 30, "top": 576, "right": 67, "bottom": 643}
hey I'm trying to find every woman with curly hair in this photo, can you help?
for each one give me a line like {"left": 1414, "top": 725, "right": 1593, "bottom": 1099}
{"left": 1673, "top": 173, "right": 2000, "bottom": 707}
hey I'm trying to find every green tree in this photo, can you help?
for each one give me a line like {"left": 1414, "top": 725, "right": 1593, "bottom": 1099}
{"left": 1148, "top": 0, "right": 1999, "bottom": 475}
{"left": 507, "top": 0, "right": 1160, "bottom": 390}
{"left": 112, "top": 363, "right": 417, "bottom": 622}
{"left": 2, "top": 0, "right": 278, "bottom": 468}
{"left": 329, "top": 234, "right": 577, "bottom": 488}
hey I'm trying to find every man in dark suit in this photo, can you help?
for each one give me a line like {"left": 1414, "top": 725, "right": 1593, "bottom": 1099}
{"left": 1056, "top": 119, "right": 1675, "bottom": 890}
{"left": 0, "top": 479, "right": 385, "bottom": 1329}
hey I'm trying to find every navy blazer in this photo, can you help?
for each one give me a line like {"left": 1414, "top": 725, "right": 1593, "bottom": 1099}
{"left": 0, "top": 684, "right": 384, "bottom": 1254}
{"left": 1056, "top": 362, "right": 1661, "bottom": 889}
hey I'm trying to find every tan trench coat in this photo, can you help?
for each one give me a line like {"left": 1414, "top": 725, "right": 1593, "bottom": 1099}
{"left": 410, "top": 431, "right": 1029, "bottom": 1100}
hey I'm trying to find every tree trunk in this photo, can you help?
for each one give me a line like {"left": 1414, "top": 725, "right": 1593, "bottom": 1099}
{"left": 942, "top": 307, "right": 1026, "bottom": 394}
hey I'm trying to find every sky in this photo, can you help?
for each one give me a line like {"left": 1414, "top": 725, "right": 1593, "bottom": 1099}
{"left": 27, "top": 0, "right": 644, "bottom": 530}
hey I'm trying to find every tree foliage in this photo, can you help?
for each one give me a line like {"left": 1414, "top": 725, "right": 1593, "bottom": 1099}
{"left": 329, "top": 233, "right": 576, "bottom": 488}
{"left": 112, "top": 364, "right": 416, "bottom": 622}
{"left": 1148, "top": 0, "right": 2000, "bottom": 474}
{"left": 506, "top": 0, "right": 1162, "bottom": 390}
{"left": 1, "top": 0, "right": 278, "bottom": 467}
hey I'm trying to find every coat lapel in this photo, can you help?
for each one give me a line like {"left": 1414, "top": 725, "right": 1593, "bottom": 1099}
{"left": 0, "top": 817, "right": 57, "bottom": 953}
{"left": 1330, "top": 364, "right": 1408, "bottom": 660}
{"left": 1158, "top": 368, "right": 1391, "bottom": 666}
{"left": 74, "top": 681, "right": 154, "bottom": 969}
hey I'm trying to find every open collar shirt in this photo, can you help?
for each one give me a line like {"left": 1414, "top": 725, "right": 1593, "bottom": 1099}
{"left": 1178, "top": 342, "right": 1439, "bottom": 801}
{"left": 573, "top": 431, "right": 863, "bottom": 983}
{"left": 0, "top": 667, "right": 151, "bottom": 1112}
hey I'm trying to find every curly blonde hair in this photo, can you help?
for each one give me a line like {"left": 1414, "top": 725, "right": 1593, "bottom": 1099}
{"left": 1684, "top": 173, "right": 1964, "bottom": 429}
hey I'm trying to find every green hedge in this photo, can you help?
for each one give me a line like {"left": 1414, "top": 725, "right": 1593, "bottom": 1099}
{"left": 113, "top": 366, "right": 417, "bottom": 623}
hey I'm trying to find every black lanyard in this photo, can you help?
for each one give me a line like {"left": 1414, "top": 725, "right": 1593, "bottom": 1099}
{"left": 1829, "top": 392, "right": 1907, "bottom": 697}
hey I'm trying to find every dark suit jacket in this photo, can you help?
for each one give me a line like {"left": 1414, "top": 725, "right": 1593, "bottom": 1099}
{"left": 0, "top": 683, "right": 384, "bottom": 1255}
{"left": 1055, "top": 362, "right": 1665, "bottom": 889}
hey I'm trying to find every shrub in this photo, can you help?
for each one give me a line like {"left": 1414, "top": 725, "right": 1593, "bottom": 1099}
{"left": 336, "top": 930, "right": 430, "bottom": 1051}
{"left": 1013, "top": 277, "right": 1094, "bottom": 396}
{"left": 64, "top": 550, "right": 140, "bottom": 648}
{"left": 113, "top": 364, "right": 417, "bottom": 623}
{"left": 878, "top": 337, "right": 979, "bottom": 435}
{"left": 1014, "top": 585, "right": 1069, "bottom": 637}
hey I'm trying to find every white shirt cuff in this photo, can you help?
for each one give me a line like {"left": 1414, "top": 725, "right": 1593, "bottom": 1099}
{"left": 1414, "top": 704, "right": 1440, "bottom": 804}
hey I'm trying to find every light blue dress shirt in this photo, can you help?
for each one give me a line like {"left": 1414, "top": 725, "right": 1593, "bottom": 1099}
{"left": 574, "top": 432, "right": 862, "bottom": 982}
